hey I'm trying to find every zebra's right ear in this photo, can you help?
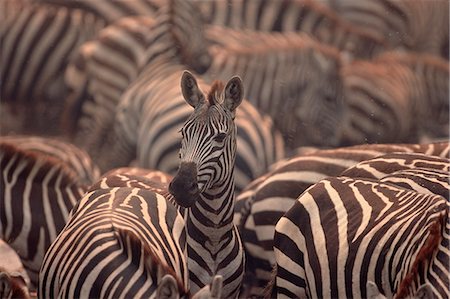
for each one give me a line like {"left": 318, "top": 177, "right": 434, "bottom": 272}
{"left": 181, "top": 70, "right": 205, "bottom": 108}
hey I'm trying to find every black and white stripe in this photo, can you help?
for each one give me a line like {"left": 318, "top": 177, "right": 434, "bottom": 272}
{"left": 38, "top": 185, "right": 190, "bottom": 298}
{"left": 326, "top": 0, "right": 449, "bottom": 58}
{"left": 0, "top": 138, "right": 98, "bottom": 287}
{"left": 196, "top": 0, "right": 386, "bottom": 58}
{"left": 205, "top": 27, "right": 344, "bottom": 148}
{"left": 270, "top": 174, "right": 448, "bottom": 298}
{"left": 0, "top": 2, "right": 106, "bottom": 135}
{"left": 340, "top": 51, "right": 449, "bottom": 145}
{"left": 234, "top": 141, "right": 449, "bottom": 297}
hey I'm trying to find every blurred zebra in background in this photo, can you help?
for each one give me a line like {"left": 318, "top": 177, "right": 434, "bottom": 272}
{"left": 196, "top": 0, "right": 386, "bottom": 59}
{"left": 63, "top": 0, "right": 213, "bottom": 161}
{"left": 0, "top": 1, "right": 106, "bottom": 135}
{"left": 86, "top": 4, "right": 284, "bottom": 192}
{"left": 340, "top": 50, "right": 449, "bottom": 145}
{"left": 0, "top": 136, "right": 99, "bottom": 288}
{"left": 205, "top": 27, "right": 344, "bottom": 148}
{"left": 270, "top": 174, "right": 449, "bottom": 298}
{"left": 168, "top": 72, "right": 245, "bottom": 298}
{"left": 233, "top": 141, "right": 449, "bottom": 297}
{"left": 37, "top": 0, "right": 163, "bottom": 23}
{"left": 325, "top": 0, "right": 449, "bottom": 58}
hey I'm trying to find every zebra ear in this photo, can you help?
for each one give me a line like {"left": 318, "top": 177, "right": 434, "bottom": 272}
{"left": 223, "top": 76, "right": 243, "bottom": 112}
{"left": 181, "top": 70, "right": 205, "bottom": 108}
{"left": 157, "top": 274, "right": 180, "bottom": 299}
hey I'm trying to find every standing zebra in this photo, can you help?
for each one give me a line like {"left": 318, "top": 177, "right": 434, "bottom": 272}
{"left": 168, "top": 71, "right": 245, "bottom": 298}
{"left": 233, "top": 141, "right": 450, "bottom": 297}
{"left": 0, "top": 139, "right": 97, "bottom": 288}
{"left": 0, "top": 1, "right": 106, "bottom": 135}
{"left": 270, "top": 175, "right": 449, "bottom": 298}
{"left": 340, "top": 51, "right": 450, "bottom": 145}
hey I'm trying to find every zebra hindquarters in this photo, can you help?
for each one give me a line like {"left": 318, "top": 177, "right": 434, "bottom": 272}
{"left": 271, "top": 176, "right": 448, "bottom": 299}
{"left": 39, "top": 187, "right": 189, "bottom": 299}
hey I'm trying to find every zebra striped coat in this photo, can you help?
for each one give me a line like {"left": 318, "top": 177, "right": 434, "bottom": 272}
{"left": 0, "top": 138, "right": 98, "bottom": 288}
{"left": 205, "top": 26, "right": 344, "bottom": 148}
{"left": 325, "top": 0, "right": 449, "bottom": 58}
{"left": 0, "top": 1, "right": 106, "bottom": 135}
{"left": 38, "top": 184, "right": 190, "bottom": 298}
{"left": 233, "top": 142, "right": 450, "bottom": 297}
{"left": 340, "top": 52, "right": 450, "bottom": 145}
{"left": 270, "top": 174, "right": 449, "bottom": 298}
{"left": 196, "top": 0, "right": 386, "bottom": 59}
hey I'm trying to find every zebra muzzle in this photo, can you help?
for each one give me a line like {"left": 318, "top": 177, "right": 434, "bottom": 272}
{"left": 169, "top": 162, "right": 199, "bottom": 208}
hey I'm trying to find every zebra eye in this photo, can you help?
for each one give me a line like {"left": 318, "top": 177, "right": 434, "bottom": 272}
{"left": 214, "top": 132, "right": 227, "bottom": 143}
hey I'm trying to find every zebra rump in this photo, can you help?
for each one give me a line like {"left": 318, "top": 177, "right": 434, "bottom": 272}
{"left": 39, "top": 186, "right": 189, "bottom": 298}
{"left": 271, "top": 175, "right": 448, "bottom": 298}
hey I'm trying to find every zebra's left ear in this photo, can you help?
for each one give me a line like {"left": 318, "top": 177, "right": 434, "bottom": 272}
{"left": 181, "top": 70, "right": 205, "bottom": 108}
{"left": 157, "top": 274, "right": 180, "bottom": 299}
{"left": 223, "top": 76, "right": 243, "bottom": 112}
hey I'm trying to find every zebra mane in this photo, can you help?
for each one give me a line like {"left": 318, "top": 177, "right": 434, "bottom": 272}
{"left": 115, "top": 228, "right": 188, "bottom": 296}
{"left": 0, "top": 142, "right": 85, "bottom": 188}
{"left": 395, "top": 212, "right": 445, "bottom": 298}
{"left": 207, "top": 80, "right": 224, "bottom": 106}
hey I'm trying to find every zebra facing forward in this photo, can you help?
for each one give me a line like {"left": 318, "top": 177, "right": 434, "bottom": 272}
{"left": 270, "top": 175, "right": 449, "bottom": 298}
{"left": 168, "top": 71, "right": 245, "bottom": 298}
{"left": 0, "top": 137, "right": 99, "bottom": 288}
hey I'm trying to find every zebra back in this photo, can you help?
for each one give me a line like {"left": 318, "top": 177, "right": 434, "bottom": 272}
{"left": 0, "top": 141, "right": 89, "bottom": 287}
{"left": 271, "top": 176, "right": 448, "bottom": 298}
{"left": 39, "top": 186, "right": 189, "bottom": 298}
{"left": 234, "top": 141, "right": 449, "bottom": 297}
{"left": 341, "top": 152, "right": 450, "bottom": 180}
{"left": 0, "top": 135, "right": 100, "bottom": 185}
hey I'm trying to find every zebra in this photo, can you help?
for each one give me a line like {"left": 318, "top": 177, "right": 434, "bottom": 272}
{"left": 0, "top": 135, "right": 100, "bottom": 185}
{"left": 269, "top": 174, "right": 449, "bottom": 298}
{"left": 339, "top": 51, "right": 449, "bottom": 145}
{"left": 204, "top": 26, "right": 345, "bottom": 149}
{"left": 38, "top": 184, "right": 189, "bottom": 298}
{"left": 195, "top": 0, "right": 386, "bottom": 59}
{"left": 324, "top": 0, "right": 449, "bottom": 58}
{"left": 341, "top": 152, "right": 450, "bottom": 180}
{"left": 0, "top": 137, "right": 99, "bottom": 288}
{"left": 373, "top": 51, "right": 450, "bottom": 140}
{"left": 63, "top": 0, "right": 213, "bottom": 160}
{"left": 233, "top": 141, "right": 450, "bottom": 297}
{"left": 36, "top": 0, "right": 163, "bottom": 24}
{"left": 168, "top": 71, "right": 245, "bottom": 298}
{"left": 90, "top": 4, "right": 285, "bottom": 193}
{"left": 0, "top": 1, "right": 106, "bottom": 135}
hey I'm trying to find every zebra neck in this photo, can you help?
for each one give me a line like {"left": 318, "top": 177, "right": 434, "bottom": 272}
{"left": 186, "top": 183, "right": 236, "bottom": 246}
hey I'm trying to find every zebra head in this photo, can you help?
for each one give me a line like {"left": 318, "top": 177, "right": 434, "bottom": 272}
{"left": 169, "top": 71, "right": 243, "bottom": 208}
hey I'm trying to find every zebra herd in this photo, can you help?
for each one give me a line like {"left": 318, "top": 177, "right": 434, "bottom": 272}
{"left": 1, "top": 0, "right": 449, "bottom": 298}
